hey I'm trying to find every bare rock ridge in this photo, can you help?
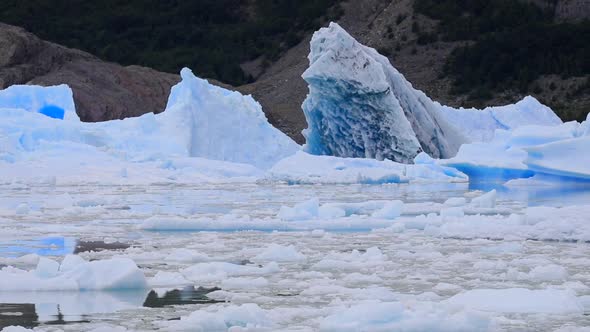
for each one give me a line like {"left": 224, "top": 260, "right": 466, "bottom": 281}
{"left": 0, "top": 22, "right": 179, "bottom": 122}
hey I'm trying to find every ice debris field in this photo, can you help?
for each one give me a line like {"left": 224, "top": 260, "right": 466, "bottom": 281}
{"left": 0, "top": 23, "right": 589, "bottom": 332}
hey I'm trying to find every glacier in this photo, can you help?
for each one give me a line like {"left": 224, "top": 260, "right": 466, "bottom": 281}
{"left": 301, "top": 23, "right": 562, "bottom": 163}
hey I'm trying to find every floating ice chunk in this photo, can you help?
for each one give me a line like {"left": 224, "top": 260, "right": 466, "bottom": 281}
{"left": 267, "top": 151, "right": 466, "bottom": 184}
{"left": 0, "top": 256, "right": 147, "bottom": 291}
{"left": 163, "top": 303, "right": 271, "bottom": 331}
{"left": 319, "top": 204, "right": 347, "bottom": 219}
{"left": 371, "top": 200, "right": 403, "bottom": 219}
{"left": 525, "top": 136, "right": 590, "bottom": 180}
{"left": 165, "top": 248, "right": 210, "bottom": 263}
{"left": 433, "top": 283, "right": 463, "bottom": 293}
{"left": 253, "top": 244, "right": 306, "bottom": 262}
{"left": 528, "top": 264, "right": 568, "bottom": 282}
{"left": 313, "top": 247, "right": 387, "bottom": 271}
{"left": 35, "top": 257, "right": 60, "bottom": 278}
{"left": 441, "top": 119, "right": 590, "bottom": 182}
{"left": 140, "top": 215, "right": 255, "bottom": 231}
{"left": 149, "top": 271, "right": 190, "bottom": 287}
{"left": 221, "top": 277, "right": 269, "bottom": 290}
{"left": 1, "top": 327, "right": 33, "bottom": 332}
{"left": 444, "top": 197, "right": 467, "bottom": 207}
{"left": 182, "top": 262, "right": 280, "bottom": 283}
{"left": 439, "top": 96, "right": 562, "bottom": 142}
{"left": 319, "top": 300, "right": 490, "bottom": 331}
{"left": 470, "top": 190, "right": 497, "bottom": 209}
{"left": 278, "top": 197, "right": 320, "bottom": 221}
{"left": 0, "top": 84, "right": 78, "bottom": 121}
{"left": 447, "top": 288, "right": 582, "bottom": 313}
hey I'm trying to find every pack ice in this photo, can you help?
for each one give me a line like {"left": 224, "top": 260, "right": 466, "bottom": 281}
{"left": 301, "top": 23, "right": 562, "bottom": 163}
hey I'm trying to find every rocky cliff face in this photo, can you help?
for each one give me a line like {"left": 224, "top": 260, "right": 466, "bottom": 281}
{"left": 0, "top": 23, "right": 179, "bottom": 122}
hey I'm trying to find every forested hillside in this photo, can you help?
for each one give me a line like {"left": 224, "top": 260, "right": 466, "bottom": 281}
{"left": 413, "top": 0, "right": 590, "bottom": 120}
{"left": 1, "top": 0, "right": 588, "bottom": 124}
{"left": 0, "top": 0, "right": 341, "bottom": 85}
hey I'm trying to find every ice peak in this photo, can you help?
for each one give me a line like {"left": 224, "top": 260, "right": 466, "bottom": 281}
{"left": 302, "top": 23, "right": 465, "bottom": 163}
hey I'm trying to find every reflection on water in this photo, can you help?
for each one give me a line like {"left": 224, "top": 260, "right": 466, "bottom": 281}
{"left": 0, "top": 303, "right": 38, "bottom": 329}
{"left": 0, "top": 290, "right": 147, "bottom": 328}
{"left": 0, "top": 286, "right": 220, "bottom": 328}
{"left": 143, "top": 286, "right": 222, "bottom": 308}
{"left": 74, "top": 240, "right": 130, "bottom": 254}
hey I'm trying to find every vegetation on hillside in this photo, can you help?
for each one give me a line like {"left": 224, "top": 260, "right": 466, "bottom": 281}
{"left": 0, "top": 0, "right": 342, "bottom": 85}
{"left": 414, "top": 0, "right": 590, "bottom": 118}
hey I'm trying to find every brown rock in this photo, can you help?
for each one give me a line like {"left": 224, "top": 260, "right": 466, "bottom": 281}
{"left": 0, "top": 23, "right": 180, "bottom": 122}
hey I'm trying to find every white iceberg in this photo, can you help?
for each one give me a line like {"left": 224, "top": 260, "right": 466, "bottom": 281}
{"left": 302, "top": 23, "right": 462, "bottom": 162}
{"left": 442, "top": 117, "right": 590, "bottom": 181}
{"left": 163, "top": 68, "right": 299, "bottom": 168}
{"left": 439, "top": 96, "right": 562, "bottom": 142}
{"left": 0, "top": 84, "right": 78, "bottom": 121}
{"left": 0, "top": 255, "right": 147, "bottom": 291}
{"left": 301, "top": 23, "right": 562, "bottom": 164}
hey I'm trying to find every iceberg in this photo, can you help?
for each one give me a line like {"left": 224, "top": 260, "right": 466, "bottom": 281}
{"left": 163, "top": 68, "right": 300, "bottom": 168}
{"left": 301, "top": 23, "right": 563, "bottom": 163}
{"left": 525, "top": 135, "right": 590, "bottom": 180}
{"left": 442, "top": 116, "right": 590, "bottom": 181}
{"left": 0, "top": 68, "right": 299, "bottom": 183}
{"left": 0, "top": 72, "right": 469, "bottom": 185}
{"left": 302, "top": 23, "right": 462, "bottom": 162}
{"left": 439, "top": 96, "right": 562, "bottom": 142}
{"left": 0, "top": 84, "right": 78, "bottom": 121}
{"left": 0, "top": 256, "right": 147, "bottom": 291}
